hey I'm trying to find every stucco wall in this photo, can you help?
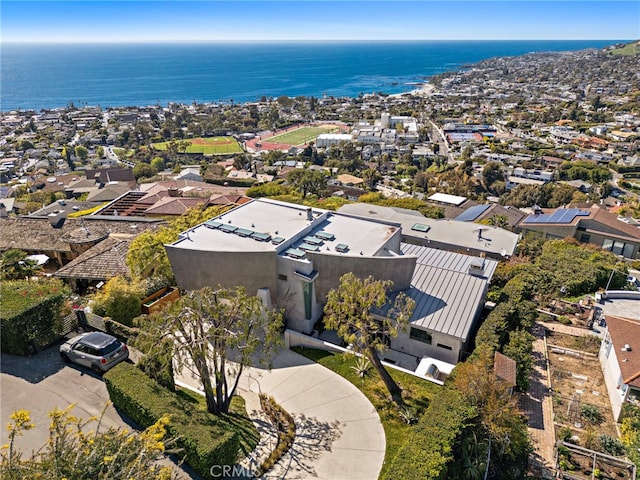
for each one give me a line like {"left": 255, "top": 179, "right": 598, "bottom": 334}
{"left": 599, "top": 335, "right": 625, "bottom": 421}
{"left": 308, "top": 252, "right": 416, "bottom": 300}
{"left": 165, "top": 246, "right": 278, "bottom": 297}
{"left": 391, "top": 329, "right": 461, "bottom": 364}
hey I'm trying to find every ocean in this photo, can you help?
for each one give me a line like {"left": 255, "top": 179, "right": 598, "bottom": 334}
{"left": 0, "top": 40, "right": 623, "bottom": 112}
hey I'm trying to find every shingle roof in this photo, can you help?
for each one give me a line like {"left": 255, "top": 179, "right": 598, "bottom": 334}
{"left": 54, "top": 237, "right": 130, "bottom": 280}
{"left": 0, "top": 217, "right": 162, "bottom": 253}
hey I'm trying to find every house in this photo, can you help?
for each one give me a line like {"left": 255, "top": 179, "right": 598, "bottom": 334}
{"left": 54, "top": 237, "right": 132, "bottom": 291}
{"left": 518, "top": 204, "right": 640, "bottom": 259}
{"left": 165, "top": 198, "right": 497, "bottom": 364}
{"left": 599, "top": 314, "right": 640, "bottom": 421}
{"left": 0, "top": 216, "right": 161, "bottom": 268}
{"left": 175, "top": 166, "right": 203, "bottom": 182}
{"left": 334, "top": 173, "right": 364, "bottom": 187}
{"left": 339, "top": 202, "right": 519, "bottom": 259}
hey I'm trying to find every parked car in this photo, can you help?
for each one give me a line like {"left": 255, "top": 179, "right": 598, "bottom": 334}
{"left": 628, "top": 276, "right": 640, "bottom": 290}
{"left": 60, "top": 332, "right": 129, "bottom": 374}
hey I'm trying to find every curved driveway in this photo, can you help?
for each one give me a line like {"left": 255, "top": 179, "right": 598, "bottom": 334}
{"left": 240, "top": 349, "right": 386, "bottom": 480}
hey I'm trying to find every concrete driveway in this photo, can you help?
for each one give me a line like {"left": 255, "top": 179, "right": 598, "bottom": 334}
{"left": 0, "top": 345, "right": 130, "bottom": 454}
{"left": 177, "top": 349, "right": 386, "bottom": 480}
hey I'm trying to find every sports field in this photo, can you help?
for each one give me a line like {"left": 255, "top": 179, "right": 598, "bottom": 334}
{"left": 152, "top": 137, "right": 243, "bottom": 155}
{"left": 267, "top": 125, "right": 342, "bottom": 146}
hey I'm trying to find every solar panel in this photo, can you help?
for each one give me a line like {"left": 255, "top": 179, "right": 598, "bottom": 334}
{"left": 285, "top": 248, "right": 305, "bottom": 259}
{"left": 251, "top": 232, "right": 271, "bottom": 242}
{"left": 303, "top": 235, "right": 323, "bottom": 245}
{"left": 299, "top": 243, "right": 319, "bottom": 252}
{"left": 523, "top": 208, "right": 591, "bottom": 225}
{"left": 315, "top": 231, "right": 335, "bottom": 241}
{"left": 455, "top": 204, "right": 491, "bottom": 222}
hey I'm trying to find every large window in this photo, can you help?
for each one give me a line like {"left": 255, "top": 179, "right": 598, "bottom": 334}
{"left": 410, "top": 327, "right": 432, "bottom": 344}
{"left": 602, "top": 239, "right": 635, "bottom": 258}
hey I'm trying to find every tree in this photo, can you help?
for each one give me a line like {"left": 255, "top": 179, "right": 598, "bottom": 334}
{"left": 74, "top": 145, "right": 89, "bottom": 161}
{"left": 0, "top": 407, "right": 176, "bottom": 480}
{"left": 96, "top": 146, "right": 105, "bottom": 158}
{"left": 91, "top": 276, "right": 144, "bottom": 326}
{"left": 323, "top": 273, "right": 415, "bottom": 400}
{"left": 140, "top": 286, "right": 283, "bottom": 415}
{"left": 0, "top": 249, "right": 41, "bottom": 281}
{"left": 286, "top": 169, "right": 327, "bottom": 198}
{"left": 132, "top": 162, "right": 158, "bottom": 180}
{"left": 150, "top": 156, "right": 165, "bottom": 172}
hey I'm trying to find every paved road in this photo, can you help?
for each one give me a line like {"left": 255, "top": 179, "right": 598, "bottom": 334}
{"left": 0, "top": 345, "right": 130, "bottom": 454}
{"left": 1, "top": 344, "right": 195, "bottom": 478}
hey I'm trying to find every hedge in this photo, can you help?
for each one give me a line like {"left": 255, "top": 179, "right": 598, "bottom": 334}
{"left": 104, "top": 363, "right": 239, "bottom": 478}
{"left": 0, "top": 280, "right": 67, "bottom": 355}
{"left": 382, "top": 387, "right": 477, "bottom": 479}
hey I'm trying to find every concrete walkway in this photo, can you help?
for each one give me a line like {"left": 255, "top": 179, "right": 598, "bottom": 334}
{"left": 177, "top": 349, "right": 386, "bottom": 480}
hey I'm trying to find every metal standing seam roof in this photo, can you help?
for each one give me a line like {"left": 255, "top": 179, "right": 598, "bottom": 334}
{"left": 407, "top": 263, "right": 487, "bottom": 340}
{"left": 401, "top": 243, "right": 498, "bottom": 279}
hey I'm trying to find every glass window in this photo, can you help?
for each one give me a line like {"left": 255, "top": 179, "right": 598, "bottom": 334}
{"left": 623, "top": 243, "right": 635, "bottom": 259}
{"left": 410, "top": 327, "right": 432, "bottom": 344}
{"left": 579, "top": 234, "right": 590, "bottom": 243}
{"left": 602, "top": 239, "right": 613, "bottom": 251}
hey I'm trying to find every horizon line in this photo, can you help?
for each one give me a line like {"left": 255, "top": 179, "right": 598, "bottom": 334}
{"left": 3, "top": 38, "right": 636, "bottom": 44}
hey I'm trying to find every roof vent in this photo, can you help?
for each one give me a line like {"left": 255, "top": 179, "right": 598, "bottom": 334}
{"left": 622, "top": 344, "right": 632, "bottom": 352}
{"left": 306, "top": 208, "right": 313, "bottom": 221}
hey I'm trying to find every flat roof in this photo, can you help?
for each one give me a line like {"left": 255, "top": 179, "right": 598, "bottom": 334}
{"left": 169, "top": 198, "right": 399, "bottom": 258}
{"left": 338, "top": 203, "right": 518, "bottom": 257}
{"left": 428, "top": 192, "right": 467, "bottom": 206}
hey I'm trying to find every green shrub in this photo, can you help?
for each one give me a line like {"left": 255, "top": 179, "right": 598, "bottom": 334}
{"left": 104, "top": 317, "right": 137, "bottom": 342}
{"left": 0, "top": 279, "right": 68, "bottom": 354}
{"left": 104, "top": 363, "right": 239, "bottom": 477}
{"left": 599, "top": 434, "right": 626, "bottom": 456}
{"left": 557, "top": 315, "right": 572, "bottom": 325}
{"left": 581, "top": 405, "right": 603, "bottom": 425}
{"left": 382, "top": 387, "right": 476, "bottom": 480}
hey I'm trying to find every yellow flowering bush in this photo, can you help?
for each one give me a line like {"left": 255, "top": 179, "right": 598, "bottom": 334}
{"left": 0, "top": 405, "right": 177, "bottom": 480}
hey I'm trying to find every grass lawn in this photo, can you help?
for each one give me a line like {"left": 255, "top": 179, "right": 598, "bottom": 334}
{"left": 267, "top": 125, "right": 341, "bottom": 146}
{"left": 608, "top": 41, "right": 640, "bottom": 56}
{"left": 292, "top": 347, "right": 440, "bottom": 479}
{"left": 176, "top": 388, "right": 260, "bottom": 459}
{"left": 152, "top": 137, "right": 243, "bottom": 155}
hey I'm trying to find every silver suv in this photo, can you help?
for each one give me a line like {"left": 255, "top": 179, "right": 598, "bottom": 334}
{"left": 60, "top": 332, "right": 129, "bottom": 374}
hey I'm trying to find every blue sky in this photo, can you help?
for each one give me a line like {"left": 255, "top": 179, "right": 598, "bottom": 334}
{"left": 2, "top": 1, "right": 639, "bottom": 43}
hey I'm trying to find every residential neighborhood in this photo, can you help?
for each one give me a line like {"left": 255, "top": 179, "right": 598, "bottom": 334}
{"left": 2, "top": 40, "right": 640, "bottom": 480}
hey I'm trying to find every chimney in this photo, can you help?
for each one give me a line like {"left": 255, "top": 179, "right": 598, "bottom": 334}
{"left": 306, "top": 207, "right": 313, "bottom": 221}
{"left": 168, "top": 187, "right": 180, "bottom": 197}
{"left": 48, "top": 209, "right": 67, "bottom": 228}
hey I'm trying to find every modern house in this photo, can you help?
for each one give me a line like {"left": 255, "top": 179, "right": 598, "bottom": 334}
{"left": 165, "top": 198, "right": 497, "bottom": 365}
{"left": 518, "top": 204, "right": 640, "bottom": 259}
{"left": 338, "top": 203, "right": 519, "bottom": 259}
